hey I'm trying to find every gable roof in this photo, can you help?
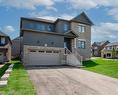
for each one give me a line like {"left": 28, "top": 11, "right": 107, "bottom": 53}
{"left": 71, "top": 12, "right": 93, "bottom": 25}
{"left": 93, "top": 41, "right": 110, "bottom": 46}
{"left": 64, "top": 30, "right": 79, "bottom": 37}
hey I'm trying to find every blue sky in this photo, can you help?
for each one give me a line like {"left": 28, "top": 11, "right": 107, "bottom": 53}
{"left": 0, "top": 0, "right": 118, "bottom": 43}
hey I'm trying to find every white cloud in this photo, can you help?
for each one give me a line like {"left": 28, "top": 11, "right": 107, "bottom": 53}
{"left": 1, "top": 0, "right": 118, "bottom": 20}
{"left": 69, "top": 0, "right": 98, "bottom": 10}
{"left": 29, "top": 10, "right": 49, "bottom": 17}
{"left": 46, "top": 6, "right": 57, "bottom": 12}
{"left": 68, "top": 0, "right": 118, "bottom": 10}
{"left": 38, "top": 16, "right": 57, "bottom": 21}
{"left": 68, "top": 0, "right": 118, "bottom": 20}
{"left": 2, "top": 26, "right": 15, "bottom": 33}
{"left": 36, "top": 14, "right": 74, "bottom": 21}
{"left": 0, "top": 0, "right": 55, "bottom": 10}
{"left": 53, "top": 0, "right": 64, "bottom": 2}
{"left": 108, "top": 8, "right": 118, "bottom": 20}
{"left": 29, "top": 10, "right": 74, "bottom": 21}
{"left": 92, "top": 22, "right": 118, "bottom": 42}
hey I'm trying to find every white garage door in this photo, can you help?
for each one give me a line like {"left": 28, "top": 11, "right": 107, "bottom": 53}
{"left": 28, "top": 50, "right": 61, "bottom": 66}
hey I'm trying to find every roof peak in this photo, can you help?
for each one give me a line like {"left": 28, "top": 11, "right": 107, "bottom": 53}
{"left": 71, "top": 12, "right": 94, "bottom": 25}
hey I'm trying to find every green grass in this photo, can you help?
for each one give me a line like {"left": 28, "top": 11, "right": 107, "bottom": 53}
{"left": 83, "top": 57, "right": 118, "bottom": 78}
{"left": 0, "top": 60, "right": 36, "bottom": 95}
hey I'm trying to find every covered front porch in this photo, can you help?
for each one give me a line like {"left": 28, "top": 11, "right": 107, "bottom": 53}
{"left": 64, "top": 30, "right": 78, "bottom": 52}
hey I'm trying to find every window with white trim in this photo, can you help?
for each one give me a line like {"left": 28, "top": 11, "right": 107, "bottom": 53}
{"left": 1, "top": 37, "right": 5, "bottom": 44}
{"left": 107, "top": 46, "right": 112, "bottom": 50}
{"left": 64, "top": 24, "right": 68, "bottom": 31}
{"left": 78, "top": 25, "right": 85, "bottom": 33}
{"left": 78, "top": 40, "right": 86, "bottom": 49}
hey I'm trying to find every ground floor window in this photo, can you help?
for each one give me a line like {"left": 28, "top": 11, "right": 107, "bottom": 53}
{"left": 78, "top": 40, "right": 86, "bottom": 49}
{"left": 107, "top": 53, "right": 111, "bottom": 57}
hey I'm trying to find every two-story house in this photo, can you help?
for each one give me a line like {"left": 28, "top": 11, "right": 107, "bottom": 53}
{"left": 92, "top": 41, "right": 110, "bottom": 57}
{"left": 20, "top": 12, "right": 93, "bottom": 66}
{"left": 0, "top": 31, "right": 11, "bottom": 63}
{"left": 101, "top": 42, "right": 118, "bottom": 58}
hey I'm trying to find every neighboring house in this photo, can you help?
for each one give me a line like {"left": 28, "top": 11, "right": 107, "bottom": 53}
{"left": 11, "top": 37, "right": 20, "bottom": 58}
{"left": 92, "top": 41, "right": 110, "bottom": 57}
{"left": 20, "top": 12, "right": 93, "bottom": 66}
{"left": 0, "top": 31, "right": 12, "bottom": 63}
{"left": 101, "top": 42, "right": 118, "bottom": 58}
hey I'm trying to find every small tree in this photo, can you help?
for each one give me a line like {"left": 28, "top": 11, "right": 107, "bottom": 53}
{"left": 112, "top": 48, "right": 117, "bottom": 58}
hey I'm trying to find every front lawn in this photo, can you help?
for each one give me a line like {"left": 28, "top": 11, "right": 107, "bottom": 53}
{"left": 83, "top": 57, "right": 118, "bottom": 78}
{"left": 0, "top": 60, "right": 36, "bottom": 95}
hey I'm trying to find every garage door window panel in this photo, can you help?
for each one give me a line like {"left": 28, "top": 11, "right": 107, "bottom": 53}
{"left": 46, "top": 51, "right": 52, "bottom": 53}
{"left": 29, "top": 50, "right": 36, "bottom": 52}
{"left": 53, "top": 51, "right": 59, "bottom": 53}
{"left": 39, "top": 51, "right": 45, "bottom": 53}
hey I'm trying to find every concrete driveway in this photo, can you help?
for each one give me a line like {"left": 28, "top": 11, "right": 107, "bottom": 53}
{"left": 27, "top": 67, "right": 118, "bottom": 95}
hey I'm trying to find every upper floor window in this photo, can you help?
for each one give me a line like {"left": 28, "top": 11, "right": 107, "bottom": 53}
{"left": 1, "top": 37, "right": 5, "bottom": 44}
{"left": 78, "top": 40, "right": 86, "bottom": 49}
{"left": 47, "top": 25, "right": 52, "bottom": 31}
{"left": 24, "top": 22, "right": 55, "bottom": 32}
{"left": 64, "top": 24, "right": 68, "bottom": 31}
{"left": 116, "top": 46, "right": 118, "bottom": 49}
{"left": 27, "top": 23, "right": 35, "bottom": 29}
{"left": 41, "top": 24, "right": 45, "bottom": 31}
{"left": 107, "top": 46, "right": 112, "bottom": 50}
{"left": 37, "top": 24, "right": 45, "bottom": 30}
{"left": 78, "top": 25, "right": 85, "bottom": 33}
{"left": 26, "top": 23, "right": 46, "bottom": 31}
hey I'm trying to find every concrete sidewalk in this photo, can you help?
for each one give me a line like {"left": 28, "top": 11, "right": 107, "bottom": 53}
{"left": 0, "top": 64, "right": 3, "bottom": 68}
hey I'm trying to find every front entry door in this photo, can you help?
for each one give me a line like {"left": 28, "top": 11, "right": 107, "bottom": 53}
{"left": 64, "top": 38, "right": 72, "bottom": 51}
